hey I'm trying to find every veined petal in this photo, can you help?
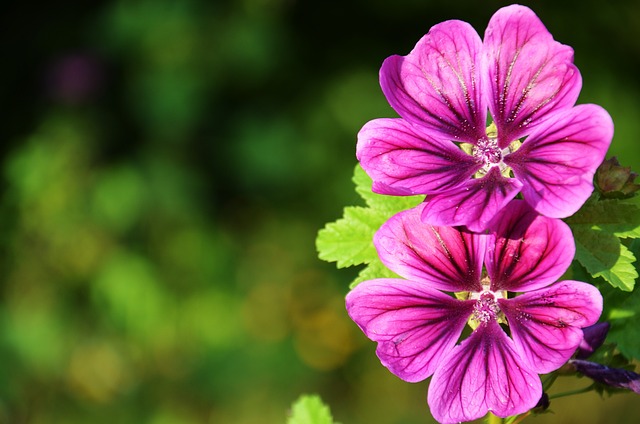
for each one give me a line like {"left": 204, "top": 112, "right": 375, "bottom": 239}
{"left": 483, "top": 5, "right": 581, "bottom": 144}
{"left": 485, "top": 200, "right": 574, "bottom": 292}
{"left": 356, "top": 118, "right": 480, "bottom": 195}
{"left": 346, "top": 278, "right": 474, "bottom": 383}
{"left": 375, "top": 206, "right": 485, "bottom": 292}
{"left": 505, "top": 104, "right": 614, "bottom": 218}
{"left": 500, "top": 281, "right": 603, "bottom": 374}
{"left": 421, "top": 167, "right": 522, "bottom": 232}
{"left": 380, "top": 20, "right": 486, "bottom": 142}
{"left": 428, "top": 320, "right": 541, "bottom": 423}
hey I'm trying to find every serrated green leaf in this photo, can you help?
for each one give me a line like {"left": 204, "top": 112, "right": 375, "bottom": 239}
{"left": 351, "top": 259, "right": 400, "bottom": 288}
{"left": 353, "top": 164, "right": 423, "bottom": 212}
{"left": 603, "top": 286, "right": 640, "bottom": 360}
{"left": 566, "top": 197, "right": 640, "bottom": 238}
{"left": 567, "top": 195, "right": 640, "bottom": 290}
{"left": 316, "top": 206, "right": 385, "bottom": 268}
{"left": 570, "top": 259, "right": 640, "bottom": 359}
{"left": 573, "top": 227, "right": 638, "bottom": 291}
{"left": 287, "top": 394, "right": 336, "bottom": 424}
{"left": 317, "top": 165, "right": 424, "bottom": 286}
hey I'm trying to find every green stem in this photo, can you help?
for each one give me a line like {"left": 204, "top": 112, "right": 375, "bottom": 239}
{"left": 486, "top": 412, "right": 504, "bottom": 424}
{"left": 505, "top": 412, "right": 531, "bottom": 424}
{"left": 549, "top": 384, "right": 595, "bottom": 400}
{"left": 541, "top": 372, "right": 558, "bottom": 392}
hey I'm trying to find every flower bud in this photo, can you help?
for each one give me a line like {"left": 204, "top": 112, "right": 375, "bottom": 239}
{"left": 570, "top": 359, "right": 640, "bottom": 394}
{"left": 595, "top": 157, "right": 640, "bottom": 198}
{"left": 576, "top": 322, "right": 610, "bottom": 359}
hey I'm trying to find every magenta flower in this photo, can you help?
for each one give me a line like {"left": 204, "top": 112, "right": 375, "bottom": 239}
{"left": 346, "top": 201, "right": 602, "bottom": 423}
{"left": 357, "top": 5, "right": 613, "bottom": 231}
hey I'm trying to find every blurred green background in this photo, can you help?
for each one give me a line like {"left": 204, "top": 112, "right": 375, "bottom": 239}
{"left": 0, "top": 0, "right": 639, "bottom": 423}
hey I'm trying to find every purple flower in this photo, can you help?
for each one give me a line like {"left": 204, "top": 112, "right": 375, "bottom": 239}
{"left": 571, "top": 324, "right": 640, "bottom": 394}
{"left": 346, "top": 201, "right": 602, "bottom": 423}
{"left": 576, "top": 322, "right": 610, "bottom": 359}
{"left": 570, "top": 359, "right": 640, "bottom": 394}
{"left": 357, "top": 5, "right": 613, "bottom": 231}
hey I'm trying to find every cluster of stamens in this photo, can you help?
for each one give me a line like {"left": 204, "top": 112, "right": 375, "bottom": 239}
{"left": 472, "top": 136, "right": 509, "bottom": 175}
{"left": 471, "top": 292, "right": 501, "bottom": 324}
{"left": 466, "top": 276, "right": 507, "bottom": 327}
{"left": 467, "top": 123, "right": 521, "bottom": 177}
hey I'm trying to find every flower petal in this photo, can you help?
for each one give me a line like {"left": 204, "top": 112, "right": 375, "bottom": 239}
{"left": 346, "top": 278, "right": 474, "bottom": 383}
{"left": 483, "top": 5, "right": 581, "bottom": 144}
{"left": 428, "top": 320, "right": 541, "bottom": 423}
{"left": 576, "top": 322, "right": 610, "bottom": 359}
{"left": 485, "top": 200, "right": 575, "bottom": 292}
{"left": 380, "top": 20, "right": 486, "bottom": 142}
{"left": 420, "top": 167, "right": 522, "bottom": 232}
{"left": 500, "top": 281, "right": 603, "bottom": 374}
{"left": 505, "top": 104, "right": 614, "bottom": 218}
{"left": 375, "top": 206, "right": 484, "bottom": 292}
{"left": 356, "top": 118, "right": 480, "bottom": 195}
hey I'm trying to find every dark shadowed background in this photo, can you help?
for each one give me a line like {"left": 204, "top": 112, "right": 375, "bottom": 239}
{"left": 0, "top": 0, "right": 638, "bottom": 423}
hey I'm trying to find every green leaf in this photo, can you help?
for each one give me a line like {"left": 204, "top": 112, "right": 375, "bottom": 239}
{"left": 316, "top": 206, "right": 385, "bottom": 268}
{"left": 317, "top": 165, "right": 423, "bottom": 286}
{"left": 353, "top": 165, "right": 423, "bottom": 212}
{"left": 567, "top": 196, "right": 640, "bottom": 290}
{"left": 574, "top": 262, "right": 640, "bottom": 359}
{"left": 287, "top": 394, "right": 336, "bottom": 424}
{"left": 566, "top": 197, "right": 640, "bottom": 238}
{"left": 352, "top": 258, "right": 399, "bottom": 288}
{"left": 603, "top": 286, "right": 640, "bottom": 360}
{"left": 573, "top": 228, "right": 638, "bottom": 291}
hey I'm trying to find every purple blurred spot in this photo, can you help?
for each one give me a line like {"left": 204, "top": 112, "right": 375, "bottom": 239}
{"left": 47, "top": 53, "right": 103, "bottom": 105}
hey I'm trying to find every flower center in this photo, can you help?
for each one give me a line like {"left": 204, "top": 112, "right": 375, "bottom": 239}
{"left": 472, "top": 136, "right": 517, "bottom": 178}
{"left": 466, "top": 278, "right": 507, "bottom": 328}
{"left": 457, "top": 277, "right": 508, "bottom": 329}
{"left": 473, "top": 137, "right": 503, "bottom": 167}
{"left": 471, "top": 291, "right": 501, "bottom": 324}
{"left": 462, "top": 122, "right": 521, "bottom": 178}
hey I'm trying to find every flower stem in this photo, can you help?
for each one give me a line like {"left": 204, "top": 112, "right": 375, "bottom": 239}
{"left": 549, "top": 384, "right": 595, "bottom": 400}
{"left": 505, "top": 412, "right": 531, "bottom": 424}
{"left": 541, "top": 372, "right": 558, "bottom": 392}
{"left": 486, "top": 412, "right": 504, "bottom": 424}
